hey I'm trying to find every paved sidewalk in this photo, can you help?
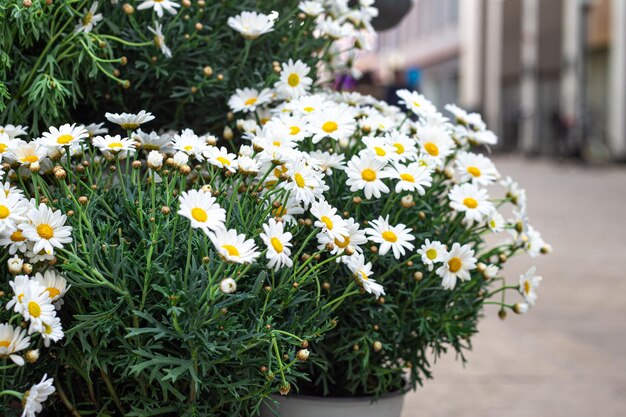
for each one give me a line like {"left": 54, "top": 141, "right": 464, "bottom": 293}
{"left": 402, "top": 157, "right": 626, "bottom": 417}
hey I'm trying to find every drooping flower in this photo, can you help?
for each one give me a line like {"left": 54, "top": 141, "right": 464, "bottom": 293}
{"left": 21, "top": 374, "right": 56, "bottom": 417}
{"left": 105, "top": 111, "right": 155, "bottom": 130}
{"left": 0, "top": 323, "right": 31, "bottom": 366}
{"left": 347, "top": 254, "right": 385, "bottom": 298}
{"left": 148, "top": 22, "right": 172, "bottom": 58}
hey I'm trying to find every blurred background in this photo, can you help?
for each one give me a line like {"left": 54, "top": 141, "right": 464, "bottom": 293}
{"left": 355, "top": 0, "right": 626, "bottom": 162}
{"left": 353, "top": 1, "right": 626, "bottom": 416}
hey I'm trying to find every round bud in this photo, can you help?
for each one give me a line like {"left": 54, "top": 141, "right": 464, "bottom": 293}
{"left": 279, "top": 383, "right": 291, "bottom": 396}
{"left": 78, "top": 196, "right": 88, "bottom": 205}
{"left": 217, "top": 74, "right": 224, "bottom": 81}
{"left": 23, "top": 0, "right": 32, "bottom": 7}
{"left": 296, "top": 349, "right": 309, "bottom": 361}
{"left": 223, "top": 126, "right": 234, "bottom": 141}
{"left": 498, "top": 309, "right": 507, "bottom": 320}
{"left": 161, "top": 206, "right": 171, "bottom": 215}
{"left": 195, "top": 22, "right": 203, "bottom": 31}
{"left": 352, "top": 344, "right": 360, "bottom": 351}
{"left": 372, "top": 341, "right": 383, "bottom": 352}
{"left": 22, "top": 263, "right": 33, "bottom": 275}
{"left": 122, "top": 3, "right": 134, "bottom": 14}
{"left": 322, "top": 282, "right": 331, "bottom": 290}
{"left": 203, "top": 66, "right": 214, "bottom": 77}
{"left": 413, "top": 271, "right": 423, "bottom": 281}
{"left": 131, "top": 160, "right": 142, "bottom": 169}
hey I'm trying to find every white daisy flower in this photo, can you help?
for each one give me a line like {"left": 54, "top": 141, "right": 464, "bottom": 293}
{"left": 0, "top": 191, "right": 27, "bottom": 234}
{"left": 501, "top": 176, "right": 527, "bottom": 208}
{"left": 228, "top": 88, "right": 273, "bottom": 113}
{"left": 177, "top": 189, "right": 225, "bottom": 233}
{"left": 389, "top": 162, "right": 432, "bottom": 194}
{"left": 317, "top": 217, "right": 367, "bottom": 260}
{"left": 282, "top": 160, "right": 328, "bottom": 207}
{"left": 92, "top": 134, "right": 136, "bottom": 156}
{"left": 172, "top": 129, "right": 207, "bottom": 160}
{"left": 227, "top": 10, "right": 278, "bottom": 39}
{"left": 436, "top": 242, "right": 477, "bottom": 290}
{"left": 299, "top": 0, "right": 324, "bottom": 16}
{"left": 260, "top": 218, "right": 293, "bottom": 271}
{"left": 417, "top": 124, "right": 455, "bottom": 163}
{"left": 40, "top": 123, "right": 89, "bottom": 148}
{"left": 525, "top": 225, "right": 549, "bottom": 258}
{"left": 455, "top": 152, "right": 499, "bottom": 185}
{"left": 205, "top": 146, "right": 238, "bottom": 172}
{"left": 237, "top": 156, "right": 261, "bottom": 175}
{"left": 75, "top": 1, "right": 103, "bottom": 33}
{"left": 397, "top": 89, "right": 437, "bottom": 116}
{"left": 132, "top": 129, "right": 172, "bottom": 151}
{"left": 20, "top": 280, "right": 56, "bottom": 333}
{"left": 345, "top": 152, "right": 390, "bottom": 199}
{"left": 13, "top": 143, "right": 46, "bottom": 166}
{"left": 306, "top": 104, "right": 356, "bottom": 143}
{"left": 347, "top": 254, "right": 385, "bottom": 298}
{"left": 209, "top": 227, "right": 260, "bottom": 264}
{"left": 7, "top": 255, "right": 24, "bottom": 275}
{"left": 34, "top": 269, "right": 69, "bottom": 304}
{"left": 291, "top": 94, "right": 328, "bottom": 115}
{"left": 448, "top": 183, "right": 495, "bottom": 226}
{"left": 105, "top": 110, "right": 155, "bottom": 130}
{"left": 6, "top": 275, "right": 30, "bottom": 313}
{"left": 0, "top": 124, "right": 28, "bottom": 139}
{"left": 0, "top": 228, "right": 29, "bottom": 255}
{"left": 0, "top": 323, "right": 30, "bottom": 366}
{"left": 19, "top": 203, "right": 73, "bottom": 255}
{"left": 365, "top": 215, "right": 415, "bottom": 259}
{"left": 84, "top": 122, "right": 108, "bottom": 138}
{"left": 385, "top": 132, "right": 417, "bottom": 162}
{"left": 148, "top": 22, "right": 172, "bottom": 58}
{"left": 147, "top": 150, "right": 164, "bottom": 170}
{"left": 40, "top": 316, "right": 64, "bottom": 347}
{"left": 308, "top": 150, "right": 345, "bottom": 175}
{"left": 270, "top": 197, "right": 304, "bottom": 225}
{"left": 310, "top": 199, "right": 349, "bottom": 241}
{"left": 519, "top": 266, "right": 542, "bottom": 306}
{"left": 0, "top": 133, "right": 18, "bottom": 162}
{"left": 483, "top": 264, "right": 500, "bottom": 279}
{"left": 276, "top": 59, "right": 312, "bottom": 99}
{"left": 219, "top": 277, "right": 237, "bottom": 294}
{"left": 266, "top": 113, "right": 307, "bottom": 142}
{"left": 487, "top": 212, "right": 505, "bottom": 233}
{"left": 137, "top": 0, "right": 180, "bottom": 17}
{"left": 417, "top": 239, "right": 447, "bottom": 271}
{"left": 362, "top": 136, "right": 396, "bottom": 163}
{"left": 445, "top": 103, "right": 471, "bottom": 126}
{"left": 21, "top": 374, "right": 56, "bottom": 417}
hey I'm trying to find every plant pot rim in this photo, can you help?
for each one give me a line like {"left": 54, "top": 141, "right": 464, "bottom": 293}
{"left": 274, "top": 389, "right": 405, "bottom": 404}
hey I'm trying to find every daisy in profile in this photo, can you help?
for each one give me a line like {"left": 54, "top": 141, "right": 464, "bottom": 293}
{"left": 389, "top": 162, "right": 432, "bottom": 194}
{"left": 436, "top": 242, "right": 476, "bottom": 290}
{"left": 519, "top": 266, "right": 542, "bottom": 306}
{"left": 132, "top": 129, "right": 172, "bottom": 152}
{"left": 137, "top": 0, "right": 180, "bottom": 18}
{"left": 455, "top": 152, "right": 499, "bottom": 185}
{"left": 34, "top": 270, "right": 69, "bottom": 305}
{"left": 317, "top": 217, "right": 367, "bottom": 260}
{"left": 275, "top": 59, "right": 312, "bottom": 99}
{"left": 209, "top": 227, "right": 260, "bottom": 264}
{"left": 417, "top": 239, "right": 447, "bottom": 271}
{"left": 205, "top": 146, "right": 238, "bottom": 172}
{"left": 299, "top": 1, "right": 324, "bottom": 16}
{"left": 92, "top": 135, "right": 136, "bottom": 154}
{"left": 20, "top": 280, "right": 56, "bottom": 333}
{"left": 84, "top": 122, "right": 108, "bottom": 138}
{"left": 501, "top": 176, "right": 527, "bottom": 208}
{"left": 0, "top": 124, "right": 28, "bottom": 139}
{"left": 416, "top": 124, "right": 454, "bottom": 163}
{"left": 347, "top": 254, "right": 385, "bottom": 298}
{"left": 75, "top": 1, "right": 102, "bottom": 33}
{"left": 0, "top": 191, "right": 27, "bottom": 234}
{"left": 41, "top": 317, "right": 64, "bottom": 347}
{"left": 40, "top": 123, "right": 88, "bottom": 148}
{"left": 345, "top": 152, "right": 390, "bottom": 199}
{"left": 19, "top": 203, "right": 73, "bottom": 255}
{"left": 237, "top": 156, "right": 261, "bottom": 176}
{"left": 282, "top": 160, "right": 328, "bottom": 207}
{"left": 309, "top": 150, "right": 345, "bottom": 175}
{"left": 397, "top": 89, "right": 437, "bottom": 116}
{"left": 21, "top": 374, "right": 56, "bottom": 417}
{"left": 148, "top": 22, "right": 172, "bottom": 58}
{"left": 259, "top": 218, "right": 293, "bottom": 271}
{"left": 307, "top": 104, "right": 356, "bottom": 143}
{"left": 448, "top": 183, "right": 495, "bottom": 225}
{"left": 105, "top": 111, "right": 155, "bottom": 130}
{"left": 445, "top": 103, "right": 471, "bottom": 126}
{"left": 365, "top": 215, "right": 415, "bottom": 259}
{"left": 172, "top": 129, "right": 207, "bottom": 160}
{"left": 310, "top": 199, "right": 348, "bottom": 241}
{"left": 6, "top": 275, "right": 31, "bottom": 313}
{"left": 228, "top": 88, "right": 273, "bottom": 113}
{"left": 177, "top": 189, "right": 225, "bottom": 233}
{"left": 227, "top": 10, "right": 278, "bottom": 39}
{"left": 0, "top": 324, "right": 31, "bottom": 366}
{"left": 0, "top": 133, "right": 18, "bottom": 162}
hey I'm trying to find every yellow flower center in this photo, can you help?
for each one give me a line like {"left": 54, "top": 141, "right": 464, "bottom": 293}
{"left": 359, "top": 270, "right": 369, "bottom": 281}
{"left": 320, "top": 216, "right": 333, "bottom": 230}
{"left": 400, "top": 173, "right": 415, "bottom": 183}
{"left": 489, "top": 219, "right": 497, "bottom": 228}
{"left": 120, "top": 123, "right": 140, "bottom": 130}
{"left": 524, "top": 280, "right": 531, "bottom": 295}
{"left": 83, "top": 12, "right": 93, "bottom": 26}
{"left": 303, "top": 106, "right": 314, "bottom": 113}
{"left": 46, "top": 287, "right": 61, "bottom": 299}
{"left": 244, "top": 97, "right": 257, "bottom": 106}
{"left": 294, "top": 173, "right": 305, "bottom": 188}
{"left": 374, "top": 147, "right": 386, "bottom": 156}
{"left": 426, "top": 249, "right": 437, "bottom": 260}
{"left": 273, "top": 205, "right": 287, "bottom": 217}
{"left": 382, "top": 231, "right": 397, "bottom": 243}
{"left": 412, "top": 101, "right": 421, "bottom": 108}
{"left": 28, "top": 301, "right": 41, "bottom": 318}
{"left": 57, "top": 134, "right": 74, "bottom": 145}
{"left": 44, "top": 324, "right": 53, "bottom": 335}
{"left": 0, "top": 144, "right": 7, "bottom": 153}
{"left": 108, "top": 142, "right": 123, "bottom": 149}
{"left": 37, "top": 224, "right": 54, "bottom": 239}
{"left": 288, "top": 73, "right": 300, "bottom": 87}
{"left": 191, "top": 207, "right": 208, "bottom": 222}
{"left": 467, "top": 166, "right": 481, "bottom": 177}
{"left": 270, "top": 237, "right": 284, "bottom": 253}
{"left": 322, "top": 121, "right": 338, "bottom": 134}
{"left": 0, "top": 205, "right": 9, "bottom": 219}
{"left": 217, "top": 156, "right": 231, "bottom": 166}
{"left": 361, "top": 168, "right": 376, "bottom": 182}
{"left": 272, "top": 141, "right": 281, "bottom": 147}
{"left": 424, "top": 142, "right": 439, "bottom": 156}
{"left": 222, "top": 244, "right": 240, "bottom": 257}
{"left": 289, "top": 126, "right": 301, "bottom": 135}
{"left": 334, "top": 235, "right": 350, "bottom": 249}
{"left": 0, "top": 340, "right": 9, "bottom": 348}
{"left": 10, "top": 230, "right": 25, "bottom": 242}
{"left": 21, "top": 155, "right": 38, "bottom": 163}
{"left": 393, "top": 143, "right": 405, "bottom": 154}
{"left": 448, "top": 257, "right": 462, "bottom": 273}
{"left": 463, "top": 198, "right": 478, "bottom": 209}
{"left": 184, "top": 145, "right": 193, "bottom": 152}
{"left": 18, "top": 293, "right": 24, "bottom": 303}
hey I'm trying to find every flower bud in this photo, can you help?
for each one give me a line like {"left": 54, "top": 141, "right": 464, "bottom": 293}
{"left": 513, "top": 303, "right": 529, "bottom": 315}
{"left": 279, "top": 383, "right": 291, "bottom": 396}
{"left": 78, "top": 196, "right": 88, "bottom": 205}
{"left": 23, "top": 0, "right": 32, "bottom": 7}
{"left": 122, "top": 3, "right": 134, "bottom": 14}
{"left": 400, "top": 195, "right": 415, "bottom": 208}
{"left": 8, "top": 256, "right": 23, "bottom": 275}
{"left": 413, "top": 271, "right": 423, "bottom": 281}
{"left": 444, "top": 167, "right": 454, "bottom": 179}
{"left": 220, "top": 278, "right": 237, "bottom": 294}
{"left": 296, "top": 349, "right": 309, "bottom": 361}
{"left": 25, "top": 349, "right": 39, "bottom": 364}
{"left": 29, "top": 162, "right": 40, "bottom": 173}
{"left": 147, "top": 150, "right": 164, "bottom": 170}
{"left": 180, "top": 165, "right": 192, "bottom": 175}
{"left": 498, "top": 309, "right": 507, "bottom": 320}
{"left": 203, "top": 66, "right": 213, "bottom": 77}
{"left": 372, "top": 341, "right": 382, "bottom": 352}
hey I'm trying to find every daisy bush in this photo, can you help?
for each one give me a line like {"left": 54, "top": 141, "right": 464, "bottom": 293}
{"left": 0, "top": 0, "right": 376, "bottom": 134}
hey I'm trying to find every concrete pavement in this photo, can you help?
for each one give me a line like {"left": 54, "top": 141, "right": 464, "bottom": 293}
{"left": 402, "top": 157, "right": 626, "bottom": 417}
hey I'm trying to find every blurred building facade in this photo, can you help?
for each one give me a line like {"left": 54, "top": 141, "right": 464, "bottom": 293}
{"left": 360, "top": 0, "right": 626, "bottom": 161}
